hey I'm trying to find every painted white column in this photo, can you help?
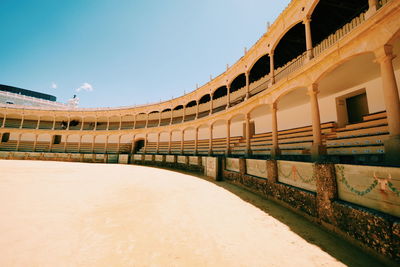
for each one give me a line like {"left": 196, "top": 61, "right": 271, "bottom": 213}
{"left": 94, "top": 117, "right": 98, "bottom": 131}
{"left": 170, "top": 109, "right": 174, "bottom": 125}
{"left": 106, "top": 117, "right": 110, "bottom": 131}
{"left": 52, "top": 116, "right": 56, "bottom": 130}
{"left": 67, "top": 116, "right": 71, "bottom": 130}
{"left": 303, "top": 16, "right": 313, "bottom": 60}
{"left": 158, "top": 112, "right": 162, "bottom": 127}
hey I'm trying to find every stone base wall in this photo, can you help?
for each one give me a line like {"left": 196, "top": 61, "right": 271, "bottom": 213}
{"left": 132, "top": 154, "right": 204, "bottom": 174}
{"left": 223, "top": 159, "right": 400, "bottom": 262}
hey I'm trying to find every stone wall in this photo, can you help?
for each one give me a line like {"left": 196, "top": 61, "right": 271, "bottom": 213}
{"left": 222, "top": 158, "right": 400, "bottom": 262}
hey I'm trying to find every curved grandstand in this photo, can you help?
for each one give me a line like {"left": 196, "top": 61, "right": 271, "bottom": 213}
{"left": 1, "top": 0, "right": 400, "bottom": 261}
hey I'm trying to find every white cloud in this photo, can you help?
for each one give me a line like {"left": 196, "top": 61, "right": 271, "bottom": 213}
{"left": 51, "top": 82, "right": 58, "bottom": 89}
{"left": 76, "top": 82, "right": 94, "bottom": 92}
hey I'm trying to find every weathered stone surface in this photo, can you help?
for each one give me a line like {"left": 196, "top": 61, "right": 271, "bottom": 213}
{"left": 315, "top": 163, "right": 338, "bottom": 224}
{"left": 332, "top": 201, "right": 395, "bottom": 259}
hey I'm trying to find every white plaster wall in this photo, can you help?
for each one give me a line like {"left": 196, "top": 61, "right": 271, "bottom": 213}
{"left": 37, "top": 134, "right": 51, "bottom": 142}
{"left": 20, "top": 133, "right": 35, "bottom": 141}
{"left": 277, "top": 103, "right": 311, "bottom": 131}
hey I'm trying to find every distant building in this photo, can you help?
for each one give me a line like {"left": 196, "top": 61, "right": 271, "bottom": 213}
{"left": 0, "top": 84, "right": 72, "bottom": 109}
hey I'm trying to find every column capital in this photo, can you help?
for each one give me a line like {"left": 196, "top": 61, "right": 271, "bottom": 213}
{"left": 303, "top": 15, "right": 311, "bottom": 24}
{"left": 375, "top": 45, "right": 396, "bottom": 63}
{"left": 307, "top": 84, "right": 319, "bottom": 95}
{"left": 270, "top": 102, "right": 278, "bottom": 111}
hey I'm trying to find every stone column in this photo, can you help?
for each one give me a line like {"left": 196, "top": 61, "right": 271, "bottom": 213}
{"left": 117, "top": 135, "right": 121, "bottom": 153}
{"left": 208, "top": 124, "right": 213, "bottom": 155}
{"left": 105, "top": 135, "right": 109, "bottom": 153}
{"left": 245, "top": 71, "right": 250, "bottom": 99}
{"left": 181, "top": 130, "right": 184, "bottom": 154}
{"left": 156, "top": 133, "right": 160, "bottom": 154}
{"left": 271, "top": 102, "right": 280, "bottom": 158}
{"left": 145, "top": 114, "right": 149, "bottom": 128}
{"left": 16, "top": 133, "right": 21, "bottom": 151}
{"left": 196, "top": 102, "right": 199, "bottom": 119}
{"left": 78, "top": 135, "right": 82, "bottom": 153}
{"left": 118, "top": 116, "right": 122, "bottom": 130}
{"left": 133, "top": 115, "right": 137, "bottom": 129}
{"left": 303, "top": 16, "right": 313, "bottom": 60}
{"left": 19, "top": 114, "right": 24, "bottom": 129}
{"left": 64, "top": 135, "right": 68, "bottom": 152}
{"left": 375, "top": 45, "right": 400, "bottom": 164}
{"left": 143, "top": 133, "right": 147, "bottom": 154}
{"left": 48, "top": 135, "right": 54, "bottom": 152}
{"left": 158, "top": 112, "right": 162, "bottom": 126}
{"left": 245, "top": 113, "right": 252, "bottom": 156}
{"left": 52, "top": 116, "right": 56, "bottom": 130}
{"left": 308, "top": 84, "right": 326, "bottom": 160}
{"left": 92, "top": 136, "right": 96, "bottom": 153}
{"left": 67, "top": 116, "right": 71, "bottom": 130}
{"left": 33, "top": 135, "right": 38, "bottom": 152}
{"left": 168, "top": 131, "right": 172, "bottom": 154}
{"left": 227, "top": 85, "right": 231, "bottom": 109}
{"left": 1, "top": 113, "right": 6, "bottom": 128}
{"left": 194, "top": 127, "right": 198, "bottom": 155}
{"left": 131, "top": 135, "right": 136, "bottom": 154}
{"left": 36, "top": 116, "right": 41, "bottom": 130}
{"left": 183, "top": 106, "right": 186, "bottom": 122}
{"left": 266, "top": 160, "right": 278, "bottom": 183}
{"left": 210, "top": 95, "right": 213, "bottom": 114}
{"left": 226, "top": 120, "right": 231, "bottom": 155}
{"left": 80, "top": 117, "right": 84, "bottom": 131}
{"left": 106, "top": 117, "right": 110, "bottom": 131}
{"left": 94, "top": 117, "right": 98, "bottom": 131}
{"left": 270, "top": 51, "right": 275, "bottom": 85}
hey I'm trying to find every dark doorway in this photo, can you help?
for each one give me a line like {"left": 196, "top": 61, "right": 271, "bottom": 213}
{"left": 1, "top": 132, "right": 10, "bottom": 143}
{"left": 134, "top": 139, "right": 145, "bottom": 153}
{"left": 346, "top": 93, "right": 368, "bottom": 124}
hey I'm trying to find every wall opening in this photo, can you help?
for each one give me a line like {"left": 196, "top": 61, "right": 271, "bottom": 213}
{"left": 336, "top": 89, "right": 369, "bottom": 127}
{"left": 134, "top": 139, "right": 145, "bottom": 153}
{"left": 53, "top": 135, "right": 62, "bottom": 145}
{"left": 1, "top": 132, "right": 10, "bottom": 143}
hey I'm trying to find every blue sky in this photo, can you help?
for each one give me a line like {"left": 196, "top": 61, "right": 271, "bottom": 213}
{"left": 0, "top": 0, "right": 291, "bottom": 107}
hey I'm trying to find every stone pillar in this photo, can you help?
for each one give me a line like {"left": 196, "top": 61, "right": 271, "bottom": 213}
{"left": 133, "top": 115, "right": 137, "bottom": 129}
{"left": 227, "top": 85, "right": 231, "bottom": 109}
{"left": 1, "top": 113, "right": 6, "bottom": 128}
{"left": 208, "top": 124, "right": 213, "bottom": 155}
{"left": 226, "top": 120, "right": 231, "bottom": 155}
{"left": 118, "top": 116, "right": 122, "bottom": 130}
{"left": 239, "top": 158, "right": 246, "bottom": 175}
{"left": 210, "top": 95, "right": 213, "bottom": 114}
{"left": 80, "top": 117, "right": 84, "bottom": 131}
{"left": 181, "top": 130, "right": 184, "bottom": 154}
{"left": 366, "top": 0, "right": 379, "bottom": 19}
{"left": 168, "top": 131, "right": 172, "bottom": 154}
{"left": 375, "top": 45, "right": 400, "bottom": 164}
{"left": 106, "top": 117, "right": 110, "bottom": 131}
{"left": 33, "top": 135, "right": 38, "bottom": 152}
{"left": 270, "top": 51, "right": 275, "bottom": 85}
{"left": 271, "top": 102, "right": 280, "bottom": 158}
{"left": 266, "top": 160, "right": 278, "bottom": 183}
{"left": 145, "top": 114, "right": 149, "bottom": 128}
{"left": 117, "top": 135, "right": 121, "bottom": 153}
{"left": 143, "top": 133, "right": 147, "bottom": 154}
{"left": 64, "top": 135, "right": 68, "bottom": 152}
{"left": 315, "top": 163, "right": 338, "bottom": 224}
{"left": 105, "top": 135, "right": 109, "bottom": 153}
{"left": 16, "top": 133, "right": 21, "bottom": 151}
{"left": 67, "top": 117, "right": 71, "bottom": 130}
{"left": 36, "top": 116, "right": 41, "bottom": 130}
{"left": 196, "top": 102, "right": 199, "bottom": 119}
{"left": 183, "top": 106, "right": 186, "bottom": 122}
{"left": 156, "top": 133, "right": 160, "bottom": 154}
{"left": 308, "top": 84, "right": 326, "bottom": 161}
{"left": 52, "top": 116, "right": 56, "bottom": 130}
{"left": 78, "top": 135, "right": 82, "bottom": 153}
{"left": 170, "top": 109, "right": 174, "bottom": 125}
{"left": 303, "top": 16, "right": 313, "bottom": 60}
{"left": 94, "top": 117, "right": 98, "bottom": 131}
{"left": 131, "top": 135, "right": 136, "bottom": 154}
{"left": 92, "top": 136, "right": 96, "bottom": 153}
{"left": 158, "top": 112, "right": 162, "bottom": 127}
{"left": 194, "top": 127, "right": 198, "bottom": 155}
{"left": 19, "top": 114, "right": 24, "bottom": 129}
{"left": 245, "top": 113, "right": 252, "bottom": 156}
{"left": 245, "top": 71, "right": 250, "bottom": 99}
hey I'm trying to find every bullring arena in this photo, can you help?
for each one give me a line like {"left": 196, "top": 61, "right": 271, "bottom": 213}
{"left": 1, "top": 0, "right": 400, "bottom": 265}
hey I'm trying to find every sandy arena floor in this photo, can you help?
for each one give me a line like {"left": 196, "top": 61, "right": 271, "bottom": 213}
{"left": 0, "top": 160, "right": 388, "bottom": 267}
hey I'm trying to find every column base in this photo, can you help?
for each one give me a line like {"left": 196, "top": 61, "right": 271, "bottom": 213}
{"left": 384, "top": 135, "right": 400, "bottom": 166}
{"left": 310, "top": 144, "right": 327, "bottom": 162}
